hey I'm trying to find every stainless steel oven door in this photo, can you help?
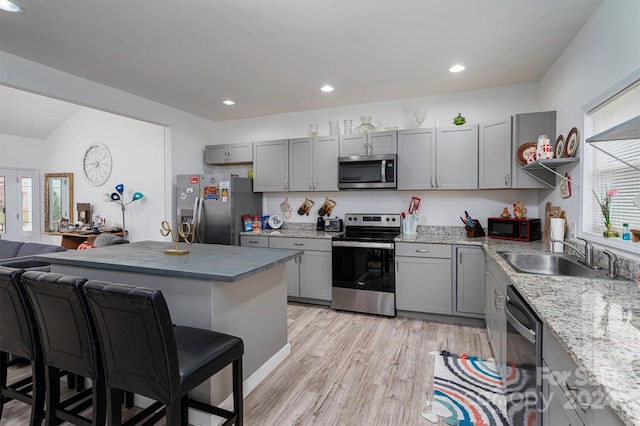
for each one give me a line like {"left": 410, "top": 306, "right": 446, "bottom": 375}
{"left": 506, "top": 286, "right": 542, "bottom": 426}
{"left": 331, "top": 240, "right": 396, "bottom": 316}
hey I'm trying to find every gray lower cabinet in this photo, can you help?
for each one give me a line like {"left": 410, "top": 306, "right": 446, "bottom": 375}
{"left": 395, "top": 243, "right": 452, "bottom": 315}
{"left": 253, "top": 139, "right": 289, "bottom": 192}
{"left": 542, "top": 325, "right": 624, "bottom": 426}
{"left": 205, "top": 143, "right": 252, "bottom": 165}
{"left": 240, "top": 235, "right": 269, "bottom": 248}
{"left": 485, "top": 256, "right": 507, "bottom": 378}
{"left": 268, "top": 237, "right": 332, "bottom": 301}
{"left": 454, "top": 246, "right": 485, "bottom": 317}
{"left": 479, "top": 118, "right": 511, "bottom": 189}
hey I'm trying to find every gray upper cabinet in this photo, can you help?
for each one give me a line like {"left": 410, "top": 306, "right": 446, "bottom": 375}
{"left": 436, "top": 125, "right": 479, "bottom": 190}
{"left": 479, "top": 118, "right": 512, "bottom": 189}
{"left": 205, "top": 143, "right": 252, "bottom": 165}
{"left": 289, "top": 136, "right": 339, "bottom": 191}
{"left": 511, "top": 111, "right": 556, "bottom": 188}
{"left": 253, "top": 139, "right": 289, "bottom": 192}
{"left": 398, "top": 126, "right": 478, "bottom": 190}
{"left": 397, "top": 128, "right": 435, "bottom": 190}
{"left": 339, "top": 130, "right": 397, "bottom": 156}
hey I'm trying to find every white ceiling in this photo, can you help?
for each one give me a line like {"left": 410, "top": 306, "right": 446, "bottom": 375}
{"left": 0, "top": 0, "right": 602, "bottom": 132}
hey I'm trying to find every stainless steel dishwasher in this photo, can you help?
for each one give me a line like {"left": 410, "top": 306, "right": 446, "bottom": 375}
{"left": 505, "top": 285, "right": 542, "bottom": 426}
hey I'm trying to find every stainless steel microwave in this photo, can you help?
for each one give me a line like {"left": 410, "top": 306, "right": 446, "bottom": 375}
{"left": 338, "top": 154, "right": 396, "bottom": 190}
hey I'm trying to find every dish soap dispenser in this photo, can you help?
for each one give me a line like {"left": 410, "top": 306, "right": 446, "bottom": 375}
{"left": 622, "top": 223, "right": 631, "bottom": 240}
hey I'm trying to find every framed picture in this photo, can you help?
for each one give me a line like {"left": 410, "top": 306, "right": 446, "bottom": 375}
{"left": 560, "top": 173, "right": 572, "bottom": 198}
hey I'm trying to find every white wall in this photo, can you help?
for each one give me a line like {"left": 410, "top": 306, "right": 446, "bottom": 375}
{"left": 216, "top": 83, "right": 542, "bottom": 225}
{"left": 538, "top": 0, "right": 640, "bottom": 255}
{"left": 39, "top": 108, "right": 166, "bottom": 242}
{"left": 0, "top": 134, "right": 46, "bottom": 168}
{"left": 0, "top": 51, "right": 220, "bottom": 241}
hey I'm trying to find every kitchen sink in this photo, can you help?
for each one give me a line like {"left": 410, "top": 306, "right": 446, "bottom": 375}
{"left": 498, "top": 252, "right": 602, "bottom": 278}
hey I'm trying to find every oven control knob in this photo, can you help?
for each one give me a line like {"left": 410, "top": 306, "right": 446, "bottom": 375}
{"left": 391, "top": 217, "right": 396, "bottom": 222}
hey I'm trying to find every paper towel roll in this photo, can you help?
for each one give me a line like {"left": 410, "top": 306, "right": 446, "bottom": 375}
{"left": 550, "top": 218, "right": 565, "bottom": 253}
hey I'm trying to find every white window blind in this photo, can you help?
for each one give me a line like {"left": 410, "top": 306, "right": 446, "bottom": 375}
{"left": 587, "top": 80, "right": 640, "bottom": 232}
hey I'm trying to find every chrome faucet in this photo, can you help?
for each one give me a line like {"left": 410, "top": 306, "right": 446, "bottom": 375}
{"left": 550, "top": 238, "right": 598, "bottom": 269}
{"left": 576, "top": 237, "right": 595, "bottom": 268}
{"left": 602, "top": 250, "right": 618, "bottom": 277}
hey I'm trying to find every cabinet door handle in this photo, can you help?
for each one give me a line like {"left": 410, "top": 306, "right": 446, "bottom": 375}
{"left": 284, "top": 179, "right": 289, "bottom": 190}
{"left": 436, "top": 177, "right": 440, "bottom": 188}
{"left": 504, "top": 172, "right": 510, "bottom": 186}
{"left": 431, "top": 177, "right": 435, "bottom": 188}
{"left": 459, "top": 251, "right": 463, "bottom": 265}
{"left": 566, "top": 385, "right": 591, "bottom": 413}
{"left": 294, "top": 243, "right": 304, "bottom": 246}
{"left": 248, "top": 240, "right": 259, "bottom": 244}
{"left": 416, "top": 249, "right": 430, "bottom": 253}
{"left": 396, "top": 260, "right": 399, "bottom": 272}
{"left": 309, "top": 179, "right": 313, "bottom": 189}
{"left": 313, "top": 178, "right": 316, "bottom": 189}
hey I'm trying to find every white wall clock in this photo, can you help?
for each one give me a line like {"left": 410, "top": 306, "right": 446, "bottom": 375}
{"left": 82, "top": 142, "right": 112, "bottom": 186}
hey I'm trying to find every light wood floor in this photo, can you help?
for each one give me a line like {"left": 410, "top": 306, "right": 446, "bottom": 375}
{"left": 2, "top": 303, "right": 491, "bottom": 425}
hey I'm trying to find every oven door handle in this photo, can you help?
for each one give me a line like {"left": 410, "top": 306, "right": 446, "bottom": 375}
{"left": 332, "top": 241, "right": 395, "bottom": 249}
{"left": 505, "top": 304, "right": 536, "bottom": 344}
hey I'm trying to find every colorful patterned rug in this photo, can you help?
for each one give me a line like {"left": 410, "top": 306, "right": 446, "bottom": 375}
{"left": 422, "top": 351, "right": 508, "bottom": 426}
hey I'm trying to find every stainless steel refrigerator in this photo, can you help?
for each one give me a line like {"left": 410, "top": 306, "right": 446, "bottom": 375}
{"left": 176, "top": 174, "right": 262, "bottom": 245}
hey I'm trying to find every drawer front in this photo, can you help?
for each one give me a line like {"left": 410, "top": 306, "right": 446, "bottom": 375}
{"left": 240, "top": 235, "right": 269, "bottom": 248}
{"left": 269, "top": 237, "right": 331, "bottom": 252}
{"left": 395, "top": 242, "right": 451, "bottom": 258}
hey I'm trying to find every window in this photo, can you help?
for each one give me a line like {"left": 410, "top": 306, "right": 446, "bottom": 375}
{"left": 585, "top": 79, "right": 640, "bottom": 235}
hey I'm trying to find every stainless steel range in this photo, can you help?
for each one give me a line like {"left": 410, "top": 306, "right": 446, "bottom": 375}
{"left": 331, "top": 213, "right": 401, "bottom": 317}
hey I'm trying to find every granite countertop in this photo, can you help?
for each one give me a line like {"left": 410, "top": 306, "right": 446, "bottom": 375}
{"left": 398, "top": 235, "right": 640, "bottom": 425}
{"left": 35, "top": 240, "right": 302, "bottom": 282}
{"left": 240, "top": 229, "right": 341, "bottom": 239}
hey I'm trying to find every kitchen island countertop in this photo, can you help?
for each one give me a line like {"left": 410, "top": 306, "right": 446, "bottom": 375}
{"left": 35, "top": 240, "right": 302, "bottom": 282}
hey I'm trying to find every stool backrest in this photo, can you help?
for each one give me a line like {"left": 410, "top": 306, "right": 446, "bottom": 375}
{"left": 21, "top": 271, "right": 97, "bottom": 379}
{"left": 0, "top": 266, "right": 41, "bottom": 360}
{"left": 83, "top": 280, "right": 179, "bottom": 404}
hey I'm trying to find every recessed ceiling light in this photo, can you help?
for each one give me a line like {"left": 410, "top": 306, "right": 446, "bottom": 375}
{"left": 320, "top": 85, "right": 334, "bottom": 93}
{"left": 0, "top": 0, "right": 23, "bottom": 12}
{"left": 222, "top": 100, "right": 235, "bottom": 106}
{"left": 449, "top": 64, "right": 466, "bottom": 73}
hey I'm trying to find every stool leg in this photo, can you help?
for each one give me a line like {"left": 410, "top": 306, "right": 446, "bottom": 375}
{"left": 0, "top": 352, "right": 7, "bottom": 419}
{"left": 45, "top": 366, "right": 60, "bottom": 426}
{"left": 180, "top": 395, "right": 188, "bottom": 426}
{"left": 31, "top": 360, "right": 46, "bottom": 426}
{"left": 166, "top": 401, "right": 181, "bottom": 426}
{"left": 125, "top": 391, "right": 134, "bottom": 408}
{"left": 233, "top": 358, "right": 243, "bottom": 426}
{"left": 92, "top": 378, "right": 106, "bottom": 426}
{"left": 108, "top": 387, "right": 122, "bottom": 426}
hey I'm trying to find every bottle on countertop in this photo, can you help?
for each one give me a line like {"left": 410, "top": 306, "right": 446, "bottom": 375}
{"left": 622, "top": 223, "right": 631, "bottom": 240}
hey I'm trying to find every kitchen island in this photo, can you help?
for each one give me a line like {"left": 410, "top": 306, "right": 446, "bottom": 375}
{"left": 35, "top": 240, "right": 302, "bottom": 424}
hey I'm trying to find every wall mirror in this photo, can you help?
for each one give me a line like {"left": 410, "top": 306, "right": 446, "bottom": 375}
{"left": 44, "top": 173, "right": 73, "bottom": 232}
